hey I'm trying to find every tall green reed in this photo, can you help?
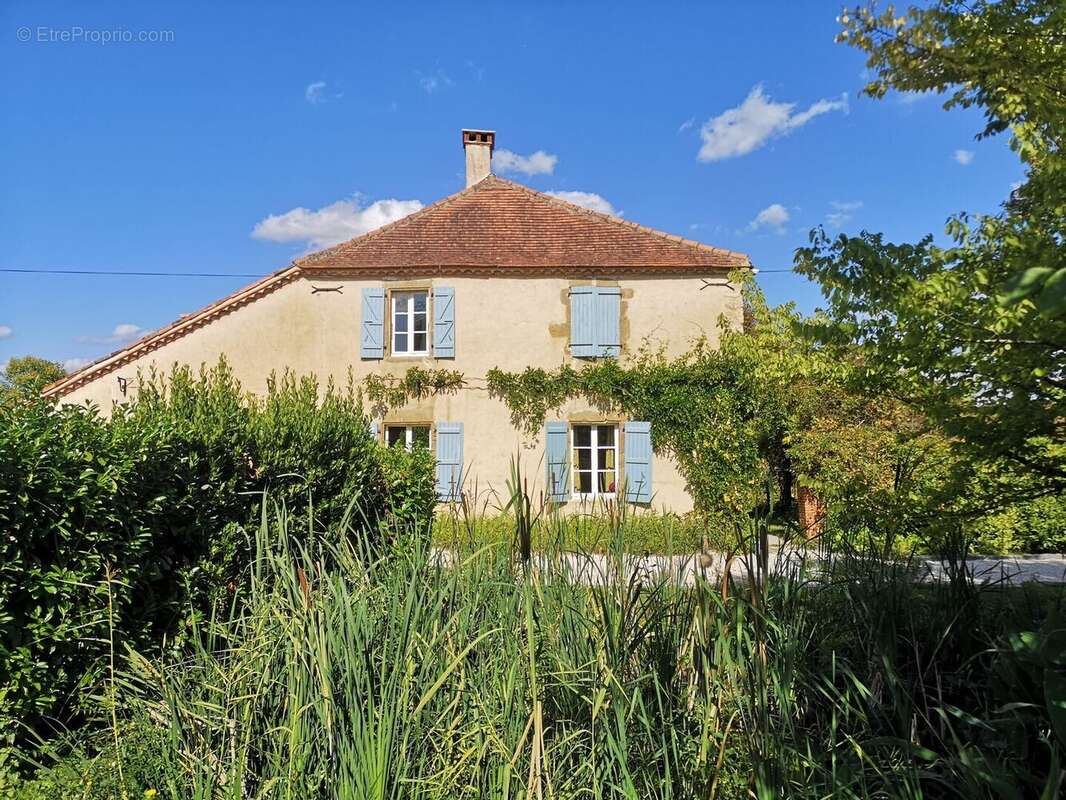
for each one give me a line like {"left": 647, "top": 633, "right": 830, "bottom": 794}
{"left": 116, "top": 483, "right": 1064, "bottom": 799}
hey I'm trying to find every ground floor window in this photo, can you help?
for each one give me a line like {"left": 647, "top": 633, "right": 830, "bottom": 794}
{"left": 386, "top": 424, "right": 431, "bottom": 451}
{"left": 572, "top": 424, "right": 617, "bottom": 497}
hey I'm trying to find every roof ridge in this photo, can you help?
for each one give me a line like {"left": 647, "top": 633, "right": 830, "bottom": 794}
{"left": 489, "top": 177, "right": 750, "bottom": 265}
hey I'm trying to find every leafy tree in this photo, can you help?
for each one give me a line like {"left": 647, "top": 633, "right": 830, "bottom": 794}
{"left": 786, "top": 384, "right": 966, "bottom": 544}
{"left": 797, "top": 1, "right": 1066, "bottom": 499}
{"left": 0, "top": 356, "right": 65, "bottom": 398}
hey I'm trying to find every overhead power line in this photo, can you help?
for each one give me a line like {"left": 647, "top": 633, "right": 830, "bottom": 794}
{"left": 0, "top": 268, "right": 265, "bottom": 278}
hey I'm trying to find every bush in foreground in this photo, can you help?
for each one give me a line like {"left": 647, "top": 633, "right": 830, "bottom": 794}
{"left": 0, "top": 363, "right": 434, "bottom": 740}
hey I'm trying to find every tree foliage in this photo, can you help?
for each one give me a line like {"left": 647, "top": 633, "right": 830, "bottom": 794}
{"left": 0, "top": 356, "right": 65, "bottom": 400}
{"left": 799, "top": 1, "right": 1066, "bottom": 498}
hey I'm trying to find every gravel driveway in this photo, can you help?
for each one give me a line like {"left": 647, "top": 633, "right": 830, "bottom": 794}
{"left": 433, "top": 548, "right": 1066, "bottom": 586}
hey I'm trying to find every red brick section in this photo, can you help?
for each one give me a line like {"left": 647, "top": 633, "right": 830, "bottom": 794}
{"left": 297, "top": 176, "right": 750, "bottom": 271}
{"left": 797, "top": 486, "right": 826, "bottom": 539}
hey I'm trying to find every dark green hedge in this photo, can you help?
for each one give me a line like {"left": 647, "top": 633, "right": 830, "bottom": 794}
{"left": 0, "top": 363, "right": 435, "bottom": 737}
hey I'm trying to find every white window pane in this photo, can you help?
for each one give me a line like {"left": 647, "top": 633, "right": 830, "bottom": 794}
{"left": 413, "top": 293, "right": 427, "bottom": 312}
{"left": 394, "top": 332, "right": 408, "bottom": 353}
{"left": 413, "top": 332, "right": 427, "bottom": 352}
{"left": 574, "top": 425, "right": 591, "bottom": 447}
{"left": 395, "top": 313, "right": 409, "bottom": 333}
{"left": 413, "top": 312, "right": 427, "bottom": 333}
{"left": 386, "top": 427, "right": 406, "bottom": 447}
{"left": 598, "top": 426, "right": 615, "bottom": 445}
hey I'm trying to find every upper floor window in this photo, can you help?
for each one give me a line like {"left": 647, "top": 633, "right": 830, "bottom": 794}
{"left": 572, "top": 423, "right": 617, "bottom": 497}
{"left": 392, "top": 291, "right": 428, "bottom": 356}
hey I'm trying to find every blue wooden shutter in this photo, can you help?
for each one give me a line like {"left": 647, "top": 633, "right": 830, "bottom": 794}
{"left": 545, "top": 421, "right": 569, "bottom": 502}
{"left": 435, "top": 422, "right": 463, "bottom": 501}
{"left": 433, "top": 286, "right": 455, "bottom": 358}
{"left": 369, "top": 420, "right": 380, "bottom": 440}
{"left": 361, "top": 287, "right": 385, "bottom": 359}
{"left": 569, "top": 286, "right": 596, "bottom": 358}
{"left": 623, "top": 421, "right": 653, "bottom": 503}
{"left": 594, "top": 287, "right": 621, "bottom": 357}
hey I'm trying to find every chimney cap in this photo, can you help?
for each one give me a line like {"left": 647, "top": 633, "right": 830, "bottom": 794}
{"left": 462, "top": 129, "right": 496, "bottom": 153}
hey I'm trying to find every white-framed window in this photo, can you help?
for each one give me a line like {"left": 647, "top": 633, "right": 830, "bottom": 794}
{"left": 385, "top": 424, "right": 431, "bottom": 451}
{"left": 391, "top": 290, "right": 429, "bottom": 356}
{"left": 572, "top": 424, "right": 617, "bottom": 497}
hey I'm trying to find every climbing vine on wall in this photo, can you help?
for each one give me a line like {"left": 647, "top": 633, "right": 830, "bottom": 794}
{"left": 363, "top": 367, "right": 465, "bottom": 416}
{"left": 486, "top": 334, "right": 789, "bottom": 516}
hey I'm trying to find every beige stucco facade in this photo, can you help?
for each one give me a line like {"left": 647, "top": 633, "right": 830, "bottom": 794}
{"left": 56, "top": 271, "right": 742, "bottom": 513}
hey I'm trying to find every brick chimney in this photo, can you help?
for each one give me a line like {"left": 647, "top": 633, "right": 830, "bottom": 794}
{"left": 462, "top": 129, "right": 495, "bottom": 187}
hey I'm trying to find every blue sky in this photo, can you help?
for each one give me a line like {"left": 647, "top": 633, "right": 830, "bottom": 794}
{"left": 1, "top": 1, "right": 1024, "bottom": 372}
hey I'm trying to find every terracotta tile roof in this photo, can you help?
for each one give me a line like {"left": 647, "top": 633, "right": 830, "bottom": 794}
{"left": 297, "top": 176, "right": 749, "bottom": 271}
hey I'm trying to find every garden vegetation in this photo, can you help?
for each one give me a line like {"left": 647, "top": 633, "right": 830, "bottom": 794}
{"left": 1, "top": 1, "right": 1064, "bottom": 796}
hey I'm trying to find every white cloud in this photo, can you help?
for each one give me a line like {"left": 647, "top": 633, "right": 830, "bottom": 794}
{"left": 77, "top": 322, "right": 147, "bottom": 347}
{"left": 79, "top": 323, "right": 148, "bottom": 346}
{"left": 417, "top": 69, "right": 453, "bottom": 94}
{"left": 954, "top": 149, "right": 975, "bottom": 166}
{"left": 305, "top": 81, "right": 342, "bottom": 105}
{"left": 111, "top": 323, "right": 144, "bottom": 341}
{"left": 0, "top": 325, "right": 11, "bottom": 339}
{"left": 698, "top": 85, "right": 849, "bottom": 162}
{"left": 746, "top": 203, "right": 790, "bottom": 233}
{"left": 826, "top": 200, "right": 863, "bottom": 228}
{"left": 493, "top": 149, "right": 558, "bottom": 176}
{"left": 252, "top": 195, "right": 423, "bottom": 250}
{"left": 464, "top": 59, "right": 485, "bottom": 82}
{"left": 63, "top": 357, "right": 92, "bottom": 373}
{"left": 545, "top": 191, "right": 621, "bottom": 217}
{"left": 305, "top": 81, "right": 326, "bottom": 104}
{"left": 678, "top": 117, "right": 696, "bottom": 133}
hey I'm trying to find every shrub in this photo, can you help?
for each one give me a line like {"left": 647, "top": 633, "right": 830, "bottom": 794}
{"left": 2, "top": 720, "right": 169, "bottom": 800}
{"left": 968, "top": 494, "right": 1066, "bottom": 555}
{"left": 433, "top": 506, "right": 740, "bottom": 554}
{"left": 0, "top": 362, "right": 434, "bottom": 740}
